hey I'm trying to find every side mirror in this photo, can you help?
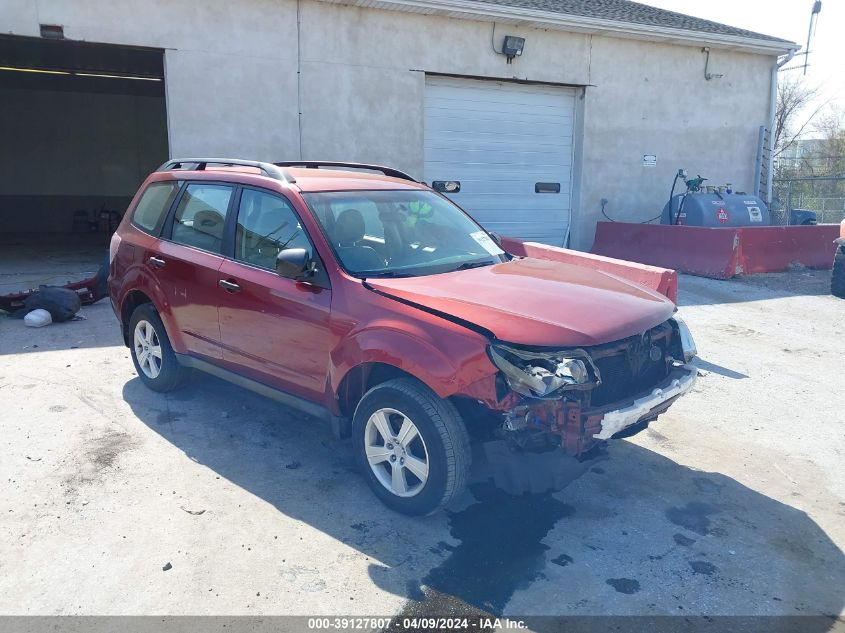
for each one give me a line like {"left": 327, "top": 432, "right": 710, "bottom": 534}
{"left": 275, "top": 248, "right": 313, "bottom": 280}
{"left": 431, "top": 180, "right": 460, "bottom": 193}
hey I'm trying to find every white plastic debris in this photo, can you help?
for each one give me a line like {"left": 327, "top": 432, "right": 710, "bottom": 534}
{"left": 24, "top": 309, "right": 53, "bottom": 328}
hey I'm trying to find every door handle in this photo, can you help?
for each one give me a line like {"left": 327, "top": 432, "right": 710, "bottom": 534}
{"left": 218, "top": 279, "right": 241, "bottom": 293}
{"left": 148, "top": 256, "right": 166, "bottom": 269}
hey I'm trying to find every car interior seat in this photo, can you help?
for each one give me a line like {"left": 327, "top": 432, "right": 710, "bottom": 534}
{"left": 334, "top": 208, "right": 385, "bottom": 271}
{"left": 173, "top": 208, "right": 225, "bottom": 252}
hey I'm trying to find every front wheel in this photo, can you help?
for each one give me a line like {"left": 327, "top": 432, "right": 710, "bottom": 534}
{"left": 353, "top": 378, "right": 471, "bottom": 515}
{"left": 832, "top": 246, "right": 845, "bottom": 299}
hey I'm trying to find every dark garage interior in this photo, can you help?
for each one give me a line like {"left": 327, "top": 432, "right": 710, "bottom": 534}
{"left": 0, "top": 35, "right": 168, "bottom": 293}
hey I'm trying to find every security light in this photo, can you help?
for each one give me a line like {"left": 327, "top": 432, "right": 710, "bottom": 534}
{"left": 501, "top": 36, "right": 525, "bottom": 63}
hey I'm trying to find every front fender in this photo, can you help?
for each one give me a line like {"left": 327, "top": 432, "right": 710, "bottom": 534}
{"left": 329, "top": 319, "right": 494, "bottom": 402}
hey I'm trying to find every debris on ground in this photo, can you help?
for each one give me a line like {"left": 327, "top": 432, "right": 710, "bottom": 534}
{"left": 162, "top": 562, "right": 172, "bottom": 571}
{"left": 24, "top": 309, "right": 52, "bottom": 328}
{"left": 180, "top": 506, "right": 206, "bottom": 516}
{"left": 12, "top": 286, "right": 83, "bottom": 322}
{"left": 0, "top": 253, "right": 108, "bottom": 315}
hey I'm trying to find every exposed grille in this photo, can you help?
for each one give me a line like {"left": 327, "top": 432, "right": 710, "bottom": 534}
{"left": 588, "top": 324, "right": 673, "bottom": 408}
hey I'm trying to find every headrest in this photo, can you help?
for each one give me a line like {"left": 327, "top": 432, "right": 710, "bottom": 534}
{"left": 193, "top": 210, "right": 225, "bottom": 239}
{"left": 335, "top": 208, "right": 365, "bottom": 246}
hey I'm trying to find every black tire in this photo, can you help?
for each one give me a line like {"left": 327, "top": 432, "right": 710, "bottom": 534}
{"left": 128, "top": 303, "right": 190, "bottom": 392}
{"left": 832, "top": 246, "right": 845, "bottom": 299}
{"left": 352, "top": 377, "right": 471, "bottom": 516}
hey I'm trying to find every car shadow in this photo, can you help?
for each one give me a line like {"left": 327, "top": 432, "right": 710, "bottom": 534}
{"left": 122, "top": 374, "right": 845, "bottom": 623}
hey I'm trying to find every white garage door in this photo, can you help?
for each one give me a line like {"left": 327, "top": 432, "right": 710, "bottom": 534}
{"left": 424, "top": 76, "right": 576, "bottom": 246}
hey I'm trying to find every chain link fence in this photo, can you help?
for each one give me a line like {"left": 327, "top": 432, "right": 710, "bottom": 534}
{"left": 771, "top": 176, "right": 845, "bottom": 225}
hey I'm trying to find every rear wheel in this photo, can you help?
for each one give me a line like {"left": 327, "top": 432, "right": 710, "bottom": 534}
{"left": 832, "top": 246, "right": 845, "bottom": 299}
{"left": 353, "top": 378, "right": 470, "bottom": 515}
{"left": 129, "top": 303, "right": 189, "bottom": 392}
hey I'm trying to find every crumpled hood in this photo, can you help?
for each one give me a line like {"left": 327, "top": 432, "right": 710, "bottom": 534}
{"left": 366, "top": 257, "right": 675, "bottom": 347}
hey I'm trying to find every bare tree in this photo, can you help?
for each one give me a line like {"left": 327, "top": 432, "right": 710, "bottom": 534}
{"left": 773, "top": 76, "right": 824, "bottom": 159}
{"left": 809, "top": 108, "right": 845, "bottom": 176}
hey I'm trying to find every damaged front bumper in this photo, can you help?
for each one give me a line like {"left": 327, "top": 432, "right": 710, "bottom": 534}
{"left": 0, "top": 254, "right": 109, "bottom": 314}
{"left": 592, "top": 364, "right": 697, "bottom": 439}
{"left": 501, "top": 363, "right": 697, "bottom": 457}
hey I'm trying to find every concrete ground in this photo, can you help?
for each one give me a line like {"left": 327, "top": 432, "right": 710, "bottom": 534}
{"left": 0, "top": 233, "right": 109, "bottom": 295}
{"left": 0, "top": 263, "right": 843, "bottom": 625}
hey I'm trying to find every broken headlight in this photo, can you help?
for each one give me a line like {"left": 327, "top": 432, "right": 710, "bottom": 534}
{"left": 670, "top": 316, "right": 697, "bottom": 363}
{"left": 488, "top": 343, "right": 601, "bottom": 399}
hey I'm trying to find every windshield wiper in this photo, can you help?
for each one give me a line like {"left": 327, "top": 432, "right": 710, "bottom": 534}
{"left": 360, "top": 271, "right": 416, "bottom": 279}
{"left": 450, "top": 260, "right": 495, "bottom": 272}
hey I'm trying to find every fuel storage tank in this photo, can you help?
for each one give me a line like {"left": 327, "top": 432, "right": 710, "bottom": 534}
{"left": 661, "top": 193, "right": 770, "bottom": 226}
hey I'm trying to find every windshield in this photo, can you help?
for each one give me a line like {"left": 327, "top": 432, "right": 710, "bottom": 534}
{"left": 302, "top": 190, "right": 509, "bottom": 278}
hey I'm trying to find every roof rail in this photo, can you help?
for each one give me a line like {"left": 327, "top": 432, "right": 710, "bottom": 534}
{"left": 157, "top": 158, "right": 293, "bottom": 182}
{"left": 273, "top": 161, "right": 417, "bottom": 182}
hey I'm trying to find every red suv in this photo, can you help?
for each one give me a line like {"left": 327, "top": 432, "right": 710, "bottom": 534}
{"left": 109, "top": 158, "right": 698, "bottom": 515}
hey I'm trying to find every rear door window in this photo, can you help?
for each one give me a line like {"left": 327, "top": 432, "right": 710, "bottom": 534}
{"left": 131, "top": 181, "right": 181, "bottom": 235}
{"left": 170, "top": 183, "right": 234, "bottom": 254}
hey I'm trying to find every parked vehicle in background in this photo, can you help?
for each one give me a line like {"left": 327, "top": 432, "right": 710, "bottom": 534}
{"left": 832, "top": 220, "right": 845, "bottom": 299}
{"left": 789, "top": 209, "right": 818, "bottom": 226}
{"left": 108, "top": 158, "right": 698, "bottom": 515}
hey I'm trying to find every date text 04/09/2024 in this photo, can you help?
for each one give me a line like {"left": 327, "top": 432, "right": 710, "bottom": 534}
{"left": 306, "top": 617, "right": 528, "bottom": 630}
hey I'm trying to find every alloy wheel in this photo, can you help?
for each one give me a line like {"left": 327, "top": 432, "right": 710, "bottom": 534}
{"left": 133, "top": 319, "right": 163, "bottom": 379}
{"left": 364, "top": 407, "right": 429, "bottom": 497}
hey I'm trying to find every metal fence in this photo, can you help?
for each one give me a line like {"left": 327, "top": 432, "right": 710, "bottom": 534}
{"left": 771, "top": 176, "right": 845, "bottom": 225}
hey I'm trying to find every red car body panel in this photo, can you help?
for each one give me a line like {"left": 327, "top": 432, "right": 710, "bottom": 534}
{"left": 155, "top": 240, "right": 225, "bottom": 360}
{"left": 325, "top": 282, "right": 495, "bottom": 405}
{"left": 367, "top": 257, "right": 675, "bottom": 347}
{"left": 217, "top": 258, "right": 335, "bottom": 402}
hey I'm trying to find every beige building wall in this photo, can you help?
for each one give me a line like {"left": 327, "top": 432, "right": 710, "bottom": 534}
{"left": 578, "top": 35, "right": 774, "bottom": 248}
{"left": 1, "top": 0, "right": 778, "bottom": 248}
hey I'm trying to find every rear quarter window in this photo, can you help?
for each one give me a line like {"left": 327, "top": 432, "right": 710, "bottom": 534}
{"left": 131, "top": 181, "right": 181, "bottom": 235}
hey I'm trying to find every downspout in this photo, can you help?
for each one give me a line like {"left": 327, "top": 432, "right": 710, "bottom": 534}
{"left": 296, "top": 0, "right": 304, "bottom": 159}
{"left": 766, "top": 47, "right": 798, "bottom": 204}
